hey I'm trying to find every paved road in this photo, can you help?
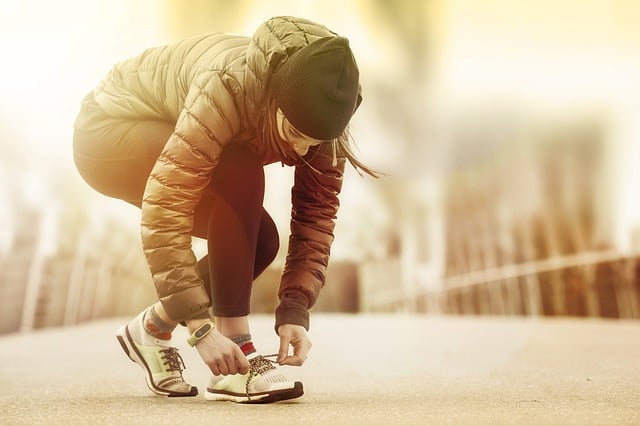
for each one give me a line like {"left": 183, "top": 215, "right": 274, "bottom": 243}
{"left": 0, "top": 314, "right": 638, "bottom": 425}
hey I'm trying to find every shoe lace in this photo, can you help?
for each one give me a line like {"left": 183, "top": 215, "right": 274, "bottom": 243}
{"left": 245, "top": 354, "right": 278, "bottom": 400}
{"left": 160, "top": 347, "right": 186, "bottom": 374}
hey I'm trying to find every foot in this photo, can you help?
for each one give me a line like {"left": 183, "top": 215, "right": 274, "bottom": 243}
{"left": 116, "top": 310, "right": 198, "bottom": 397}
{"left": 205, "top": 353, "right": 303, "bottom": 403}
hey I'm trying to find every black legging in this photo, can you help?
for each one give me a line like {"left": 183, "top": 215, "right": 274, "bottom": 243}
{"left": 72, "top": 118, "right": 279, "bottom": 318}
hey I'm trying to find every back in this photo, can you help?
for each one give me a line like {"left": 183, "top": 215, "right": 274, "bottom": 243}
{"left": 93, "top": 33, "right": 250, "bottom": 121}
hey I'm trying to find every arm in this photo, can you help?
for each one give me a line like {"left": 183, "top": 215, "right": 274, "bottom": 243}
{"left": 141, "top": 70, "right": 242, "bottom": 322}
{"left": 276, "top": 143, "right": 345, "bottom": 365}
{"left": 276, "top": 142, "right": 345, "bottom": 351}
{"left": 141, "top": 70, "right": 249, "bottom": 375}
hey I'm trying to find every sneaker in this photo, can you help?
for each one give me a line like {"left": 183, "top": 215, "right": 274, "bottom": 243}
{"left": 204, "top": 353, "right": 303, "bottom": 403}
{"left": 116, "top": 310, "right": 198, "bottom": 397}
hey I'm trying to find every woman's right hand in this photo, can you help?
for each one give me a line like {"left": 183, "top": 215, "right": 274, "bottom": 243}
{"left": 185, "top": 319, "right": 250, "bottom": 376}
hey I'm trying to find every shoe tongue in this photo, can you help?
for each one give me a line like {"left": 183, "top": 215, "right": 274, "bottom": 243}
{"left": 153, "top": 337, "right": 171, "bottom": 347}
{"left": 152, "top": 331, "right": 173, "bottom": 346}
{"left": 140, "top": 330, "right": 172, "bottom": 347}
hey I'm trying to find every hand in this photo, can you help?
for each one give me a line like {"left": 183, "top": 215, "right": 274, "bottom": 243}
{"left": 277, "top": 324, "right": 312, "bottom": 366}
{"left": 186, "top": 319, "right": 249, "bottom": 376}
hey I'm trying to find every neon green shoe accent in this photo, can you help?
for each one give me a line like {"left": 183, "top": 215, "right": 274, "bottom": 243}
{"left": 137, "top": 344, "right": 186, "bottom": 382}
{"left": 116, "top": 310, "right": 197, "bottom": 397}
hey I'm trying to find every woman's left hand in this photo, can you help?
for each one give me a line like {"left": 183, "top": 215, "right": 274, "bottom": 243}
{"left": 277, "top": 324, "right": 312, "bottom": 366}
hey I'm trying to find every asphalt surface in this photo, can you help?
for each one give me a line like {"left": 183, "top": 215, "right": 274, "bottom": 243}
{"left": 0, "top": 314, "right": 638, "bottom": 425}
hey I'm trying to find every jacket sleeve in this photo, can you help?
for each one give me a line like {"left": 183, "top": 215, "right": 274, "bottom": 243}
{"left": 275, "top": 143, "right": 346, "bottom": 331}
{"left": 141, "top": 70, "right": 242, "bottom": 322}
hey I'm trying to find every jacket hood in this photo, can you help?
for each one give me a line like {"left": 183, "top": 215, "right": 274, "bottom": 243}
{"left": 243, "top": 16, "right": 338, "bottom": 119}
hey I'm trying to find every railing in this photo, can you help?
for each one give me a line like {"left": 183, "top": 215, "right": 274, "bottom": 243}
{"left": 360, "top": 251, "right": 640, "bottom": 319}
{"left": 0, "top": 203, "right": 156, "bottom": 335}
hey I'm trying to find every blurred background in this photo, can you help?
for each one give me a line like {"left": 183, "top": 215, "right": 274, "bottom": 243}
{"left": 1, "top": 0, "right": 640, "bottom": 334}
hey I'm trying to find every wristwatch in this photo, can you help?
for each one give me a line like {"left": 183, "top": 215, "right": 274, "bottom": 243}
{"left": 187, "top": 320, "right": 215, "bottom": 347}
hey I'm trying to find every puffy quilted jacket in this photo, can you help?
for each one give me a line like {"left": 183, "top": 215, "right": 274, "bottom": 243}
{"left": 83, "top": 16, "right": 349, "bottom": 329}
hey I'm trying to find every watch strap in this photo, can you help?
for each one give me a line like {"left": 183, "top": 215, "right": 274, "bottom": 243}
{"left": 187, "top": 320, "right": 215, "bottom": 347}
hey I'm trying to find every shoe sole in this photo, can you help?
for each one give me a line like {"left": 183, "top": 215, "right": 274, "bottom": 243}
{"left": 116, "top": 324, "right": 198, "bottom": 397}
{"left": 204, "top": 381, "right": 303, "bottom": 404}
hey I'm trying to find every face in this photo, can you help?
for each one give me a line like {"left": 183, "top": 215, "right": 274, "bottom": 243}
{"left": 276, "top": 108, "right": 325, "bottom": 157}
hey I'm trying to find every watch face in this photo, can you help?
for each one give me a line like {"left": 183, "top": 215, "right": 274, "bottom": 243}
{"left": 195, "top": 324, "right": 211, "bottom": 338}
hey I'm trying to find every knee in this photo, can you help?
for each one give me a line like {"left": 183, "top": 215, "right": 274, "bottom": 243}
{"left": 254, "top": 235, "right": 279, "bottom": 279}
{"left": 254, "top": 213, "right": 280, "bottom": 276}
{"left": 262, "top": 233, "right": 280, "bottom": 265}
{"left": 261, "top": 211, "right": 280, "bottom": 261}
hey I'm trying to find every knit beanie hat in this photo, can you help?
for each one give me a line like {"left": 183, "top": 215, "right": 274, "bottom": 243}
{"left": 271, "top": 36, "right": 360, "bottom": 140}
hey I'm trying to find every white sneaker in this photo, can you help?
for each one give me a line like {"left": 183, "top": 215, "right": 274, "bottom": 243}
{"left": 116, "top": 309, "right": 197, "bottom": 397}
{"left": 205, "top": 353, "right": 303, "bottom": 403}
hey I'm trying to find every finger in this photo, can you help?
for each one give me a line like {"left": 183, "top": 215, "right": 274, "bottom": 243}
{"left": 226, "top": 359, "right": 238, "bottom": 375}
{"left": 282, "top": 340, "right": 311, "bottom": 366}
{"left": 235, "top": 350, "right": 250, "bottom": 374}
{"left": 278, "top": 334, "right": 291, "bottom": 363}
{"left": 209, "top": 362, "right": 221, "bottom": 376}
{"left": 226, "top": 350, "right": 244, "bottom": 375}
{"left": 217, "top": 360, "right": 229, "bottom": 376}
{"left": 279, "top": 350, "right": 305, "bottom": 366}
{"left": 226, "top": 345, "right": 248, "bottom": 375}
{"left": 280, "top": 354, "right": 304, "bottom": 366}
{"left": 236, "top": 356, "right": 250, "bottom": 375}
{"left": 280, "top": 350, "right": 309, "bottom": 366}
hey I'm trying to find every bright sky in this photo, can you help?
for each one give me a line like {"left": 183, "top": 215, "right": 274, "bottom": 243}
{"left": 0, "top": 0, "right": 174, "bottom": 254}
{"left": 0, "top": 1, "right": 169, "bottom": 167}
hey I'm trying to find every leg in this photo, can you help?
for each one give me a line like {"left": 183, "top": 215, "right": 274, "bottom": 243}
{"left": 213, "top": 211, "right": 279, "bottom": 337}
{"left": 194, "top": 210, "right": 280, "bottom": 308}
{"left": 73, "top": 119, "right": 173, "bottom": 206}
{"left": 190, "top": 146, "right": 302, "bottom": 403}
{"left": 191, "top": 143, "right": 273, "bottom": 336}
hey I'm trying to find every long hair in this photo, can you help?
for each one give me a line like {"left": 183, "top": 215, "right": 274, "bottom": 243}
{"left": 256, "top": 96, "right": 299, "bottom": 165}
{"left": 256, "top": 96, "right": 381, "bottom": 178}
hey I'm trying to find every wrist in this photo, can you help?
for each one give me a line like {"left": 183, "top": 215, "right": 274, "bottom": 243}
{"left": 187, "top": 319, "right": 216, "bottom": 347}
{"left": 275, "top": 295, "right": 310, "bottom": 333}
{"left": 185, "top": 317, "right": 211, "bottom": 334}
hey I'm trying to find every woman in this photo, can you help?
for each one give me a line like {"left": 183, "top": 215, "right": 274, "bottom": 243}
{"left": 73, "top": 15, "right": 377, "bottom": 403}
